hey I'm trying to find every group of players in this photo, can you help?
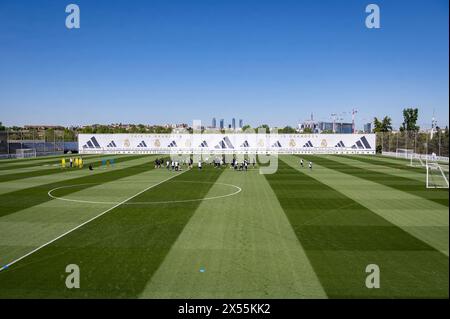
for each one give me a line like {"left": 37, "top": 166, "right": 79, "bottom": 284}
{"left": 62, "top": 156, "right": 312, "bottom": 173}
{"left": 154, "top": 157, "right": 313, "bottom": 171}
{"left": 230, "top": 158, "right": 255, "bottom": 171}
{"left": 300, "top": 159, "right": 313, "bottom": 170}
{"left": 61, "top": 157, "right": 83, "bottom": 169}
{"left": 61, "top": 157, "right": 111, "bottom": 171}
{"left": 153, "top": 156, "right": 258, "bottom": 172}
{"left": 154, "top": 158, "right": 191, "bottom": 171}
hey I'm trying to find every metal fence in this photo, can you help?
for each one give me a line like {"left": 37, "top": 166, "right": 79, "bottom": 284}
{"left": 0, "top": 129, "right": 79, "bottom": 159}
{"left": 376, "top": 130, "right": 449, "bottom": 158}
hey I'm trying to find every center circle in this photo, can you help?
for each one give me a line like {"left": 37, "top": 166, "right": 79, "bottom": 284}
{"left": 48, "top": 180, "right": 241, "bottom": 205}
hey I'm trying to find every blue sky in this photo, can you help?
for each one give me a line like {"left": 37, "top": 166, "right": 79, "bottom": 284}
{"left": 0, "top": 0, "right": 448, "bottom": 129}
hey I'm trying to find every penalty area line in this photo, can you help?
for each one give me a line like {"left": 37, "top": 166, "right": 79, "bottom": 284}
{"left": 0, "top": 170, "right": 186, "bottom": 273}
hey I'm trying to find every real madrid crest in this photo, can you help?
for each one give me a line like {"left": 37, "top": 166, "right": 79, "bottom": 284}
{"left": 289, "top": 139, "right": 296, "bottom": 147}
{"left": 154, "top": 139, "right": 161, "bottom": 147}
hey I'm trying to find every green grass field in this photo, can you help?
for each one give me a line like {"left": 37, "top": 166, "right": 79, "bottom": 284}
{"left": 0, "top": 154, "right": 448, "bottom": 298}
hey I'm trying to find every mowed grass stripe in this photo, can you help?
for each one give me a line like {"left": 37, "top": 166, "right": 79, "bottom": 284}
{"left": 0, "top": 155, "right": 157, "bottom": 218}
{"left": 0, "top": 156, "right": 153, "bottom": 197}
{"left": 344, "top": 155, "right": 428, "bottom": 176}
{"left": 264, "top": 159, "right": 448, "bottom": 298}
{"left": 0, "top": 155, "right": 102, "bottom": 172}
{"left": 334, "top": 156, "right": 425, "bottom": 184}
{"left": 364, "top": 154, "right": 447, "bottom": 166}
{"left": 0, "top": 154, "right": 67, "bottom": 164}
{"left": 304, "top": 155, "right": 448, "bottom": 207}
{"left": 351, "top": 155, "right": 449, "bottom": 174}
{"left": 0, "top": 166, "right": 223, "bottom": 298}
{"left": 283, "top": 155, "right": 448, "bottom": 256}
{"left": 0, "top": 168, "right": 177, "bottom": 269}
{"left": 0, "top": 155, "right": 107, "bottom": 178}
{"left": 0, "top": 155, "right": 122, "bottom": 183}
{"left": 141, "top": 168, "right": 326, "bottom": 298}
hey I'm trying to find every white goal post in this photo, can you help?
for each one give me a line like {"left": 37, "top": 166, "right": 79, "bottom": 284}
{"left": 409, "top": 153, "right": 425, "bottom": 167}
{"left": 15, "top": 148, "right": 37, "bottom": 159}
{"left": 426, "top": 159, "right": 449, "bottom": 189}
{"left": 396, "top": 148, "right": 414, "bottom": 159}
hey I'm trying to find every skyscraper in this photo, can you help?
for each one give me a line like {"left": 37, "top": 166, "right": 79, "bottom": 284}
{"left": 212, "top": 117, "right": 216, "bottom": 128}
{"left": 232, "top": 118, "right": 236, "bottom": 130}
{"left": 219, "top": 119, "right": 224, "bottom": 129}
{"left": 239, "top": 119, "right": 243, "bottom": 128}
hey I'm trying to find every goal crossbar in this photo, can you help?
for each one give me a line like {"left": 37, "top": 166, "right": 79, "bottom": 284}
{"left": 426, "top": 161, "right": 449, "bottom": 189}
{"left": 409, "top": 154, "right": 425, "bottom": 167}
{"left": 15, "top": 148, "right": 37, "bottom": 159}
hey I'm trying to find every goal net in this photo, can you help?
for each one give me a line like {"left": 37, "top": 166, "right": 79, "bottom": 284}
{"left": 396, "top": 148, "right": 414, "bottom": 159}
{"left": 426, "top": 160, "right": 449, "bottom": 189}
{"left": 409, "top": 154, "right": 425, "bottom": 167}
{"left": 16, "top": 148, "right": 37, "bottom": 159}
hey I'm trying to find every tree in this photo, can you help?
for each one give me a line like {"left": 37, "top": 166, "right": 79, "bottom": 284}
{"left": 153, "top": 126, "right": 172, "bottom": 134}
{"left": 242, "top": 125, "right": 251, "bottom": 131}
{"left": 96, "top": 125, "right": 112, "bottom": 133}
{"left": 321, "top": 129, "right": 334, "bottom": 134}
{"left": 81, "top": 126, "right": 93, "bottom": 134}
{"left": 257, "top": 124, "right": 270, "bottom": 134}
{"left": 279, "top": 126, "right": 297, "bottom": 134}
{"left": 45, "top": 128, "right": 55, "bottom": 141}
{"left": 303, "top": 127, "right": 313, "bottom": 133}
{"left": 400, "top": 108, "right": 419, "bottom": 132}
{"left": 63, "top": 128, "right": 76, "bottom": 142}
{"left": 137, "top": 124, "right": 147, "bottom": 133}
{"left": 0, "top": 122, "right": 5, "bottom": 131}
{"left": 373, "top": 116, "right": 392, "bottom": 132}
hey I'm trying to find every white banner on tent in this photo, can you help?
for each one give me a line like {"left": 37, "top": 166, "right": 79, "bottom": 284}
{"left": 78, "top": 133, "right": 376, "bottom": 155}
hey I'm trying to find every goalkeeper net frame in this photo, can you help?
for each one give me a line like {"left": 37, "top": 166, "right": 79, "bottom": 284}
{"left": 15, "top": 148, "right": 37, "bottom": 159}
{"left": 396, "top": 148, "right": 414, "bottom": 159}
{"left": 409, "top": 153, "right": 426, "bottom": 167}
{"left": 426, "top": 159, "right": 449, "bottom": 189}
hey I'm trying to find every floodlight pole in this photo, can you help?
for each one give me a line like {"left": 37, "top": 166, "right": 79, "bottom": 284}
{"left": 414, "top": 132, "right": 417, "bottom": 155}
{"left": 438, "top": 131, "right": 441, "bottom": 157}
{"left": 396, "top": 134, "right": 399, "bottom": 157}
{"left": 7, "top": 130, "right": 10, "bottom": 156}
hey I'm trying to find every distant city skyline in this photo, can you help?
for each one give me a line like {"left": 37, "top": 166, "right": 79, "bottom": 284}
{"left": 0, "top": 110, "right": 444, "bottom": 132}
{"left": 0, "top": 0, "right": 448, "bottom": 130}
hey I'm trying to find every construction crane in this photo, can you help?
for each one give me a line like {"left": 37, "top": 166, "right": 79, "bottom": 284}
{"left": 331, "top": 113, "right": 337, "bottom": 133}
{"left": 351, "top": 108, "right": 358, "bottom": 133}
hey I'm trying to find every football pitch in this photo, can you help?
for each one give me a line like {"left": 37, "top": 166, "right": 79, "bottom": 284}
{"left": 0, "top": 154, "right": 448, "bottom": 298}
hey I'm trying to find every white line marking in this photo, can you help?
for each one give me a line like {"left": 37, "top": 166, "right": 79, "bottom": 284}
{"left": 47, "top": 180, "right": 242, "bottom": 205}
{"left": 0, "top": 171, "right": 185, "bottom": 273}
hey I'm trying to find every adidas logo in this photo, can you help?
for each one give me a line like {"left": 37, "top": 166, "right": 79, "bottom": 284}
{"left": 106, "top": 140, "right": 117, "bottom": 148}
{"left": 137, "top": 140, "right": 147, "bottom": 147}
{"left": 303, "top": 141, "right": 313, "bottom": 148}
{"left": 83, "top": 136, "right": 101, "bottom": 149}
{"left": 335, "top": 141, "right": 345, "bottom": 148}
{"left": 271, "top": 141, "right": 282, "bottom": 147}
{"left": 168, "top": 141, "right": 177, "bottom": 147}
{"left": 215, "top": 140, "right": 226, "bottom": 149}
{"left": 351, "top": 136, "right": 371, "bottom": 149}
{"left": 240, "top": 140, "right": 250, "bottom": 147}
{"left": 214, "top": 136, "right": 234, "bottom": 149}
{"left": 199, "top": 140, "right": 208, "bottom": 147}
